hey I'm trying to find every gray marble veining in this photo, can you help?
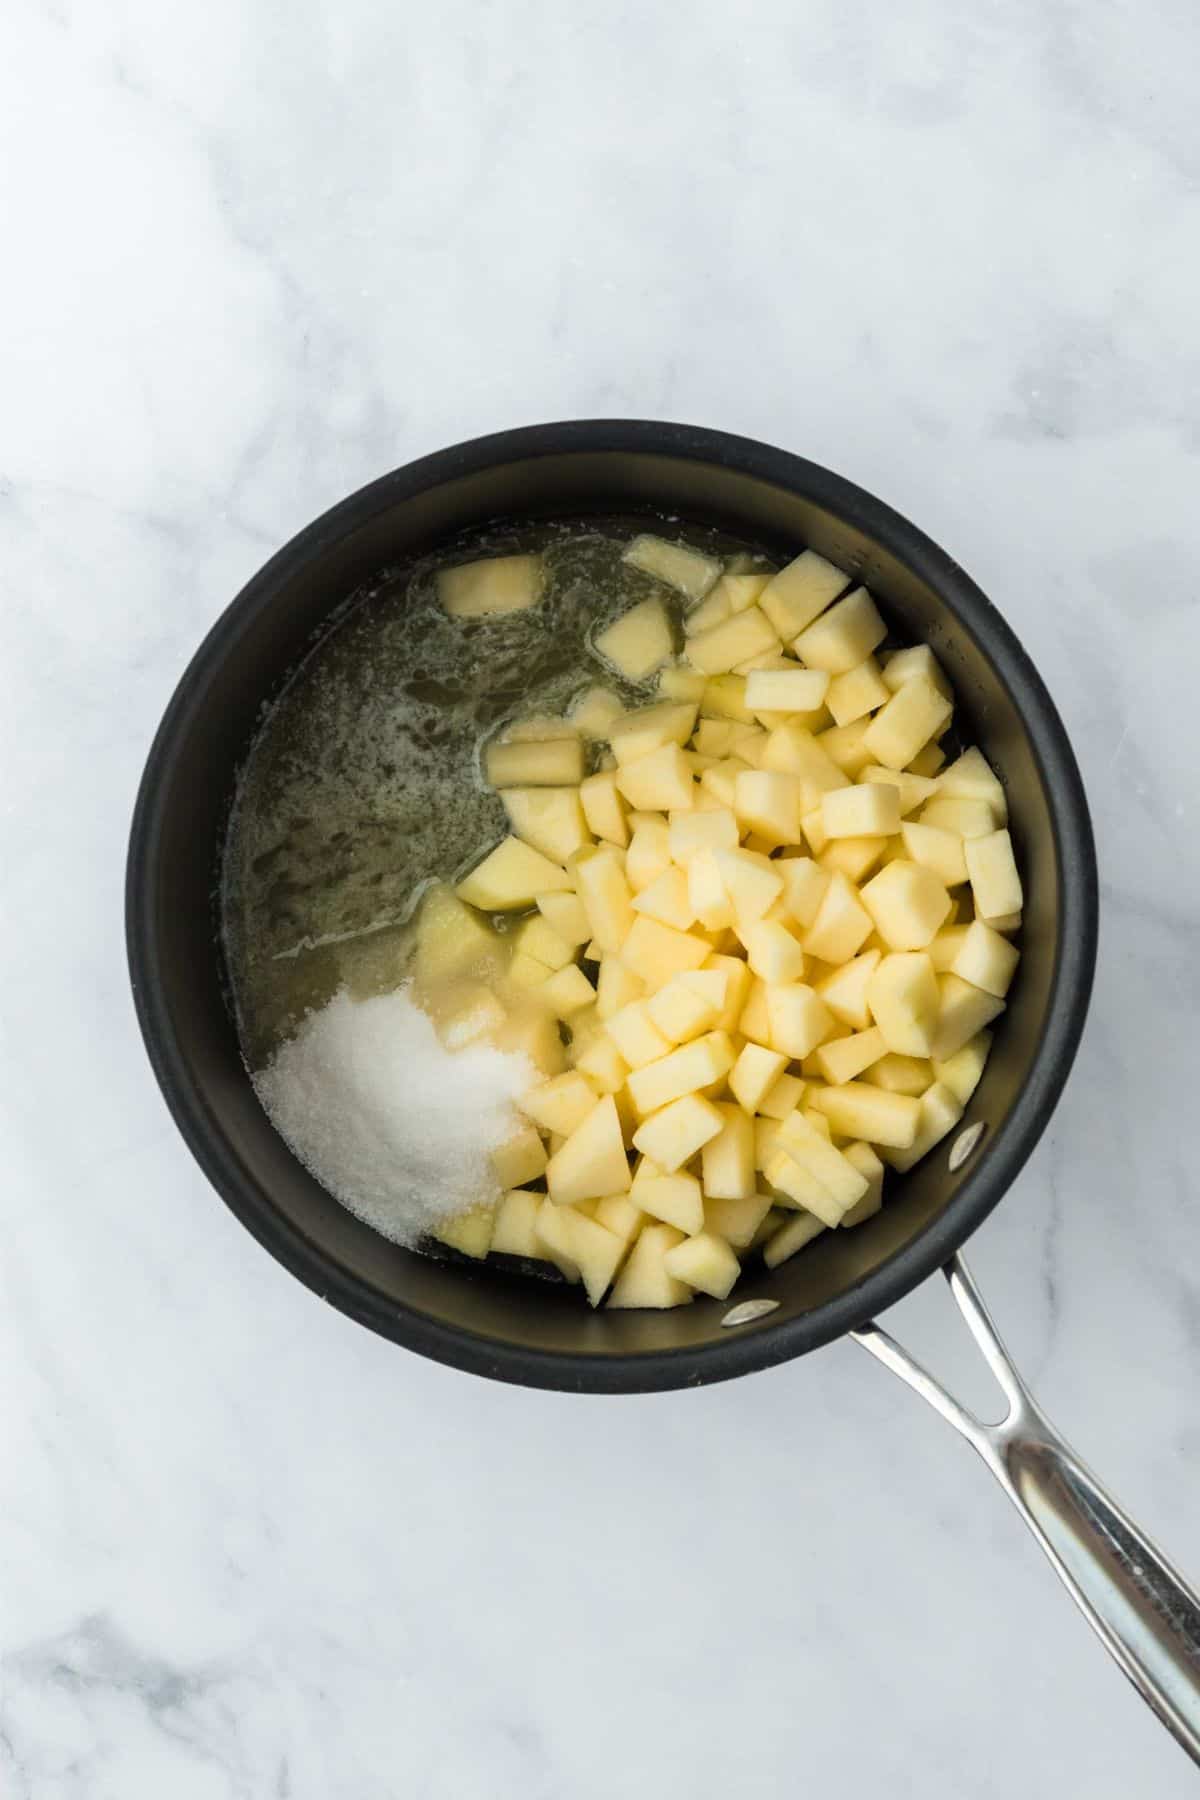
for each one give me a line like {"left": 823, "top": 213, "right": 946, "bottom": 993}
{"left": 2, "top": 0, "right": 1198, "bottom": 1792}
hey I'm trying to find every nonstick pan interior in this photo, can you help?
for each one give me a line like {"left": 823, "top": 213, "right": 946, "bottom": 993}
{"left": 126, "top": 421, "right": 1097, "bottom": 1391}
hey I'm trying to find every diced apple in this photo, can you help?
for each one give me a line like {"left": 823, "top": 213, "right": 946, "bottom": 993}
{"left": 623, "top": 533, "right": 722, "bottom": 599}
{"left": 575, "top": 848, "right": 635, "bottom": 952}
{"left": 594, "top": 1194, "right": 646, "bottom": 1243}
{"left": 882, "top": 1081, "right": 964, "bottom": 1173}
{"left": 861, "top": 765, "right": 940, "bottom": 815}
{"left": 731, "top": 769, "right": 803, "bottom": 847}
{"left": 535, "top": 890, "right": 591, "bottom": 946}
{"left": 595, "top": 952, "right": 646, "bottom": 1020}
{"left": 776, "top": 1111, "right": 870, "bottom": 1211}
{"left": 802, "top": 871, "right": 874, "bottom": 964}
{"left": 770, "top": 856, "right": 828, "bottom": 929}
{"left": 609, "top": 700, "right": 698, "bottom": 765}
{"left": 868, "top": 1054, "right": 933, "bottom": 1095}
{"left": 521, "top": 1070, "right": 599, "bottom": 1138}
{"left": 813, "top": 1026, "right": 886, "bottom": 1085}
{"left": 569, "top": 684, "right": 625, "bottom": 740}
{"left": 685, "top": 584, "right": 733, "bottom": 636}
{"left": 685, "top": 605, "right": 780, "bottom": 675}
{"left": 619, "top": 916, "right": 712, "bottom": 989}
{"left": 630, "top": 865, "right": 696, "bottom": 932}
{"left": 607, "top": 1222, "right": 692, "bottom": 1309}
{"left": 927, "top": 925, "right": 969, "bottom": 972}
{"left": 615, "top": 744, "right": 695, "bottom": 812}
{"left": 860, "top": 860, "right": 951, "bottom": 950}
{"left": 765, "top": 983, "right": 833, "bottom": 1059}
{"left": 633, "top": 1169, "right": 704, "bottom": 1234}
{"left": 862, "top": 674, "right": 952, "bottom": 770}
{"left": 491, "top": 1123, "right": 549, "bottom": 1189}
{"left": 757, "top": 549, "right": 848, "bottom": 640}
{"left": 729, "top": 1042, "right": 789, "bottom": 1114}
{"left": 512, "top": 914, "right": 576, "bottom": 971}
{"left": 605, "top": 1001, "right": 674, "bottom": 1070}
{"left": 701, "top": 1103, "right": 757, "bottom": 1199}
{"left": 626, "top": 1030, "right": 736, "bottom": 1115}
{"left": 493, "top": 1002, "right": 566, "bottom": 1078}
{"left": 438, "top": 554, "right": 543, "bottom": 619}
{"left": 700, "top": 674, "right": 756, "bottom": 723}
{"left": 534, "top": 1197, "right": 582, "bottom": 1280}
{"left": 668, "top": 807, "right": 739, "bottom": 864}
{"left": 593, "top": 596, "right": 674, "bottom": 681}
{"left": 763, "top": 1210, "right": 826, "bottom": 1267}
{"left": 937, "top": 746, "right": 1007, "bottom": 824}
{"left": 415, "top": 883, "right": 506, "bottom": 985}
{"left": 739, "top": 919, "right": 807, "bottom": 984}
{"left": 540, "top": 963, "right": 596, "bottom": 1019}
{"left": 759, "top": 1071, "right": 805, "bottom": 1120}
{"left": 486, "top": 737, "right": 585, "bottom": 788}
{"left": 818, "top": 836, "right": 887, "bottom": 884}
{"left": 499, "top": 787, "right": 590, "bottom": 865}
{"left": 552, "top": 1209, "right": 628, "bottom": 1306}
{"left": 813, "top": 946, "right": 881, "bottom": 1030}
{"left": 738, "top": 977, "right": 773, "bottom": 1045}
{"left": 815, "top": 720, "right": 876, "bottom": 777}
{"left": 760, "top": 720, "right": 849, "bottom": 796}
{"left": 631, "top": 1092, "right": 725, "bottom": 1172}
{"left": 658, "top": 666, "right": 709, "bottom": 703}
{"left": 701, "top": 953, "right": 750, "bottom": 1032}
{"left": 574, "top": 1030, "right": 629, "bottom": 1094}
{"left": 947, "top": 920, "right": 1021, "bottom": 997}
{"left": 933, "top": 1030, "right": 993, "bottom": 1105}
{"left": 965, "top": 829, "right": 1024, "bottom": 922}
{"left": 932, "top": 974, "right": 1005, "bottom": 1061}
{"left": 490, "top": 1189, "right": 546, "bottom": 1259}
{"left": 704, "top": 1192, "right": 774, "bottom": 1248}
{"left": 457, "top": 836, "right": 571, "bottom": 910}
{"left": 881, "top": 644, "right": 950, "bottom": 697}
{"left": 625, "top": 816, "right": 672, "bottom": 893}
{"left": 908, "top": 741, "right": 946, "bottom": 778}
{"left": 826, "top": 656, "right": 889, "bottom": 727}
{"left": 664, "top": 1231, "right": 741, "bottom": 1299}
{"left": 866, "top": 951, "right": 941, "bottom": 1057}
{"left": 900, "top": 820, "right": 967, "bottom": 886}
{"left": 822, "top": 783, "right": 901, "bottom": 839}
{"left": 793, "top": 587, "right": 886, "bottom": 673}
{"left": 645, "top": 969, "right": 726, "bottom": 1044}
{"left": 546, "top": 1095, "right": 632, "bottom": 1203}
{"left": 576, "top": 770, "right": 627, "bottom": 848}
{"left": 808, "top": 1080, "right": 920, "bottom": 1148}
{"left": 841, "top": 1141, "right": 886, "bottom": 1225}
{"left": 745, "top": 666, "right": 831, "bottom": 714}
{"left": 433, "top": 1203, "right": 495, "bottom": 1258}
{"left": 919, "top": 796, "right": 996, "bottom": 838}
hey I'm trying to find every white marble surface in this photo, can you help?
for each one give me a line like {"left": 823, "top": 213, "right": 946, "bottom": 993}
{"left": 3, "top": 1, "right": 1199, "bottom": 1792}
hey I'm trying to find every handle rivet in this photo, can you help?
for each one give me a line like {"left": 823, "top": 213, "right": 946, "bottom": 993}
{"left": 949, "top": 1121, "right": 987, "bottom": 1172}
{"left": 721, "top": 1298, "right": 780, "bottom": 1328}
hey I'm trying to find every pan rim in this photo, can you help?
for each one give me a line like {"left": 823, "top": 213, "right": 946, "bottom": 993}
{"left": 126, "top": 419, "right": 1099, "bottom": 1392}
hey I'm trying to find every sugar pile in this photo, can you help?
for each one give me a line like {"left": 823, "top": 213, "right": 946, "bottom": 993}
{"left": 253, "top": 985, "right": 532, "bottom": 1245}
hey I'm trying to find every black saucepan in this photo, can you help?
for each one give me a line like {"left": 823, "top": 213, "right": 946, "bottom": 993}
{"left": 126, "top": 422, "right": 1200, "bottom": 1760}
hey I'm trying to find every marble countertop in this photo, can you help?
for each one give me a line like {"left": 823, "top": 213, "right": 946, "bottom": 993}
{"left": 4, "top": 2, "right": 1199, "bottom": 1793}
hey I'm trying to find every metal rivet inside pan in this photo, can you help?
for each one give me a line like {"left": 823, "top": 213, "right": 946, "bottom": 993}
{"left": 949, "top": 1121, "right": 987, "bottom": 1173}
{"left": 721, "top": 1299, "right": 780, "bottom": 1328}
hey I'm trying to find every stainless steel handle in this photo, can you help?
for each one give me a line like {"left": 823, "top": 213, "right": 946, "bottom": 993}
{"left": 853, "top": 1254, "right": 1200, "bottom": 1766}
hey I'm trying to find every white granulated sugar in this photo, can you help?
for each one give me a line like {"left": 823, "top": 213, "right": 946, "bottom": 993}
{"left": 253, "top": 986, "right": 531, "bottom": 1245}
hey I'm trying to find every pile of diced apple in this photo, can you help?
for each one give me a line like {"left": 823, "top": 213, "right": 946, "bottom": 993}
{"left": 423, "top": 535, "right": 1022, "bottom": 1307}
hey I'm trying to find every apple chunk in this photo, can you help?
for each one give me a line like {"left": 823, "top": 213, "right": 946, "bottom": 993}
{"left": 546, "top": 1096, "right": 631, "bottom": 1204}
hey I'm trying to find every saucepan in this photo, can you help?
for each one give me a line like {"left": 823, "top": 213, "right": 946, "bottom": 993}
{"left": 125, "top": 421, "right": 1200, "bottom": 1763}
